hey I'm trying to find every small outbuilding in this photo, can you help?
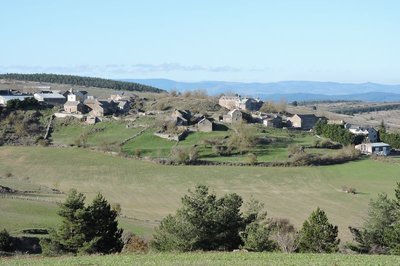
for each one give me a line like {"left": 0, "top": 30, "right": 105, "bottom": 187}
{"left": 263, "top": 115, "right": 283, "bottom": 128}
{"left": 223, "top": 109, "right": 242, "bottom": 123}
{"left": 355, "top": 142, "right": 391, "bottom": 156}
{"left": 197, "top": 118, "right": 214, "bottom": 132}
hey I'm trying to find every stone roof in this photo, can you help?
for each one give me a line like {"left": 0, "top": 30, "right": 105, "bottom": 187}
{"left": 64, "top": 101, "right": 81, "bottom": 106}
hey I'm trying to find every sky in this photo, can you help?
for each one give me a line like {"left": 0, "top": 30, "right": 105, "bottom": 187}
{"left": 1, "top": 0, "right": 400, "bottom": 83}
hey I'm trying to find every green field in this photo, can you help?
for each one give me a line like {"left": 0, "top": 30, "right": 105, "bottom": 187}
{"left": 51, "top": 118, "right": 344, "bottom": 163}
{"left": 51, "top": 120, "right": 143, "bottom": 147}
{"left": 1, "top": 146, "right": 399, "bottom": 242}
{"left": 2, "top": 252, "right": 400, "bottom": 265}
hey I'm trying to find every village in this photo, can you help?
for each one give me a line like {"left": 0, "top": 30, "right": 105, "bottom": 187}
{"left": 0, "top": 87, "right": 393, "bottom": 157}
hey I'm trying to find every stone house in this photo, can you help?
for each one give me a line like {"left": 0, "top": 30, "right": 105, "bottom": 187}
{"left": 219, "top": 95, "right": 263, "bottom": 111}
{"left": 197, "top": 118, "right": 214, "bottom": 132}
{"left": 219, "top": 96, "right": 239, "bottom": 110}
{"left": 223, "top": 109, "right": 242, "bottom": 123}
{"left": 263, "top": 115, "right": 283, "bottom": 128}
{"left": 172, "top": 109, "right": 192, "bottom": 126}
{"left": 287, "top": 114, "right": 320, "bottom": 130}
{"left": 64, "top": 101, "right": 86, "bottom": 114}
{"left": 355, "top": 142, "right": 391, "bottom": 156}
{"left": 85, "top": 99, "right": 117, "bottom": 117}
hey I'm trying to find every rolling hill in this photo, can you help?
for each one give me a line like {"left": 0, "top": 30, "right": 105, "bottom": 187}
{"left": 124, "top": 79, "right": 400, "bottom": 102}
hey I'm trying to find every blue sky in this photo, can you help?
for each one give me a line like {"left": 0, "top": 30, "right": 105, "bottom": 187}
{"left": 1, "top": 0, "right": 399, "bottom": 83}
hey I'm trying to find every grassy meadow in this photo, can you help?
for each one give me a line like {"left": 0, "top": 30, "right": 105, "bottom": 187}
{"left": 2, "top": 252, "right": 400, "bottom": 266}
{"left": 1, "top": 146, "right": 399, "bottom": 242}
{"left": 51, "top": 118, "right": 347, "bottom": 164}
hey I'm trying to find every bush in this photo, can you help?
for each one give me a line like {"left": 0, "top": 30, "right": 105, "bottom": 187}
{"left": 240, "top": 222, "right": 275, "bottom": 252}
{"left": 314, "top": 139, "right": 342, "bottom": 149}
{"left": 152, "top": 185, "right": 246, "bottom": 251}
{"left": 212, "top": 145, "right": 232, "bottom": 156}
{"left": 228, "top": 123, "right": 256, "bottom": 154}
{"left": 269, "top": 218, "right": 298, "bottom": 253}
{"left": 0, "top": 229, "right": 14, "bottom": 252}
{"left": 247, "top": 153, "right": 257, "bottom": 165}
{"left": 342, "top": 186, "right": 357, "bottom": 194}
{"left": 288, "top": 144, "right": 304, "bottom": 157}
{"left": 134, "top": 149, "right": 142, "bottom": 158}
{"left": 170, "top": 147, "right": 198, "bottom": 164}
{"left": 122, "top": 235, "right": 149, "bottom": 253}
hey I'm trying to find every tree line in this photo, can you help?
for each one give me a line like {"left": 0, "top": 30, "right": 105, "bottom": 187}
{"left": 3, "top": 184, "right": 400, "bottom": 255}
{"left": 0, "top": 73, "right": 164, "bottom": 93}
{"left": 378, "top": 123, "right": 400, "bottom": 149}
{"left": 331, "top": 103, "right": 400, "bottom": 115}
{"left": 314, "top": 120, "right": 364, "bottom": 145}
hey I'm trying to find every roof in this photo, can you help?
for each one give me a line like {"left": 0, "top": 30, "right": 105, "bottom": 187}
{"left": 0, "top": 95, "right": 32, "bottom": 100}
{"left": 64, "top": 101, "right": 81, "bottom": 106}
{"left": 67, "top": 89, "right": 88, "bottom": 96}
{"left": 368, "top": 142, "right": 391, "bottom": 147}
{"left": 228, "top": 109, "right": 241, "bottom": 115}
{"left": 198, "top": 117, "right": 212, "bottom": 124}
{"left": 34, "top": 93, "right": 65, "bottom": 99}
{"left": 118, "top": 101, "right": 128, "bottom": 108}
{"left": 295, "top": 114, "right": 317, "bottom": 119}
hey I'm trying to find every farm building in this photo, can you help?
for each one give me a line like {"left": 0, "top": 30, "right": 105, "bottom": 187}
{"left": 0, "top": 95, "right": 33, "bottom": 106}
{"left": 197, "top": 118, "right": 214, "bottom": 132}
{"left": 34, "top": 92, "right": 66, "bottom": 105}
{"left": 287, "top": 114, "right": 320, "bottom": 130}
{"left": 355, "top": 142, "right": 391, "bottom": 156}
{"left": 223, "top": 109, "right": 242, "bottom": 123}
{"left": 263, "top": 115, "right": 283, "bottom": 128}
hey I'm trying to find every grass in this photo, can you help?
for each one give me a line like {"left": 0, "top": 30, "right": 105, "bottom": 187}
{"left": 122, "top": 123, "right": 329, "bottom": 163}
{"left": 51, "top": 120, "right": 143, "bottom": 147}
{"left": 0, "top": 146, "right": 399, "bottom": 242}
{"left": 122, "top": 130, "right": 177, "bottom": 157}
{"left": 2, "top": 252, "right": 400, "bottom": 265}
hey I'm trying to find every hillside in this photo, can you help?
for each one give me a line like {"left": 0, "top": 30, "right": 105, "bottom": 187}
{"left": 1, "top": 146, "right": 400, "bottom": 242}
{"left": 0, "top": 73, "right": 164, "bottom": 93}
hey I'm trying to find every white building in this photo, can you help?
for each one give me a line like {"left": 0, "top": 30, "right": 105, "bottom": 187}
{"left": 66, "top": 89, "right": 88, "bottom": 103}
{"left": 355, "top": 142, "right": 391, "bottom": 156}
{"left": 346, "top": 124, "right": 378, "bottom": 143}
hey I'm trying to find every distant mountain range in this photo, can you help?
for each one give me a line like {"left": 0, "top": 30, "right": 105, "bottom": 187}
{"left": 123, "top": 79, "right": 400, "bottom": 102}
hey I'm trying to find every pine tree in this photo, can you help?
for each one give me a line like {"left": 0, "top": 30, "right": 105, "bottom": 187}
{"left": 42, "top": 190, "right": 123, "bottom": 255}
{"left": 80, "top": 193, "right": 123, "bottom": 254}
{"left": 55, "top": 189, "right": 87, "bottom": 253}
{"left": 152, "top": 185, "right": 245, "bottom": 251}
{"left": 298, "top": 208, "right": 340, "bottom": 253}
